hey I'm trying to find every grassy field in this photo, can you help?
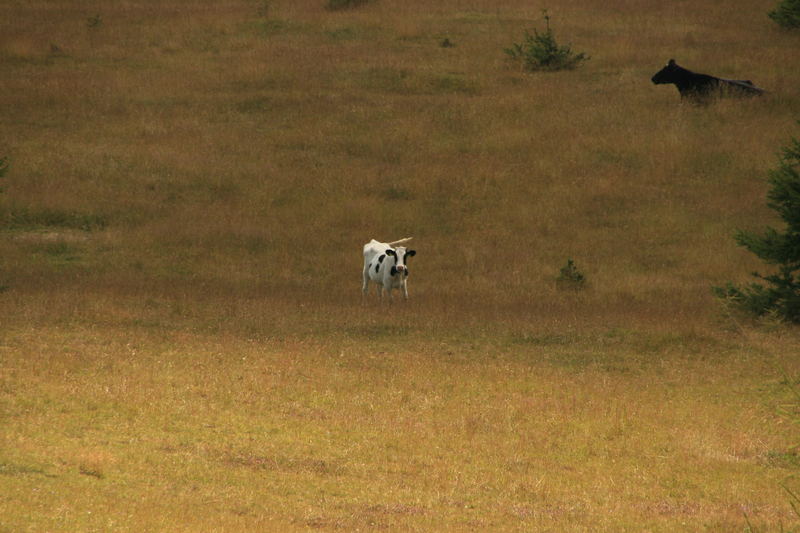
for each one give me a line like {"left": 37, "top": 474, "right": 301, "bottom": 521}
{"left": 1, "top": 0, "right": 799, "bottom": 530}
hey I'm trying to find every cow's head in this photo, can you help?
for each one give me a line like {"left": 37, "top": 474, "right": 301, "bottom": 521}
{"left": 385, "top": 247, "right": 416, "bottom": 276}
{"left": 651, "top": 59, "right": 678, "bottom": 85}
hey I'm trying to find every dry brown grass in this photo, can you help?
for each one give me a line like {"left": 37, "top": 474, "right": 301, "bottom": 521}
{"left": 1, "top": 324, "right": 799, "bottom": 531}
{"left": 1, "top": 0, "right": 799, "bottom": 530}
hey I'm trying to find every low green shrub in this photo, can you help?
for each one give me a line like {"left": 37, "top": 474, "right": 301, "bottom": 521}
{"left": 556, "top": 258, "right": 586, "bottom": 290}
{"left": 505, "top": 11, "right": 588, "bottom": 72}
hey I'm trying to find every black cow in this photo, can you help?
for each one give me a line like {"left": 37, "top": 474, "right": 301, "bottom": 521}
{"left": 651, "top": 59, "right": 765, "bottom": 101}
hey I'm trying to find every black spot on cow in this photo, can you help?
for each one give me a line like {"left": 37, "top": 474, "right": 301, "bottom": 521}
{"left": 651, "top": 59, "right": 765, "bottom": 102}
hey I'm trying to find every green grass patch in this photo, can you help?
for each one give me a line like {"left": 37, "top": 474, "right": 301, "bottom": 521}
{"left": 764, "top": 450, "right": 800, "bottom": 469}
{"left": 243, "top": 19, "right": 308, "bottom": 37}
{"left": 0, "top": 461, "right": 50, "bottom": 477}
{"left": 357, "top": 66, "right": 413, "bottom": 93}
{"left": 326, "top": 0, "right": 374, "bottom": 11}
{"left": 326, "top": 26, "right": 379, "bottom": 41}
{"left": 426, "top": 73, "right": 479, "bottom": 95}
{"left": 39, "top": 241, "right": 81, "bottom": 259}
{"left": 3, "top": 207, "right": 107, "bottom": 231}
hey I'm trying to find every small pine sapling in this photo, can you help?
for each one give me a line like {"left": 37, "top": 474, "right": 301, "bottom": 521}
{"left": 505, "top": 11, "right": 588, "bottom": 72}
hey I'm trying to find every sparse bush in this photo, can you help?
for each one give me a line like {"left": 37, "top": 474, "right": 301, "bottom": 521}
{"left": 505, "top": 11, "right": 588, "bottom": 72}
{"left": 326, "top": 0, "right": 372, "bottom": 11}
{"left": 769, "top": 0, "right": 800, "bottom": 29}
{"left": 713, "top": 134, "right": 800, "bottom": 323}
{"left": 556, "top": 258, "right": 586, "bottom": 290}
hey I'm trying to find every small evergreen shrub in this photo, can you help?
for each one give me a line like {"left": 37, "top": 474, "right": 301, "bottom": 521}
{"left": 713, "top": 134, "right": 800, "bottom": 323}
{"left": 769, "top": 0, "right": 800, "bottom": 29}
{"left": 556, "top": 259, "right": 586, "bottom": 290}
{"left": 505, "top": 11, "right": 588, "bottom": 72}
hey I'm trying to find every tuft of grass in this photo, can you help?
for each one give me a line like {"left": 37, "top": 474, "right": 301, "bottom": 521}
{"left": 244, "top": 18, "right": 305, "bottom": 37}
{"left": 78, "top": 465, "right": 105, "bottom": 479}
{"left": 381, "top": 184, "right": 413, "bottom": 201}
{"left": 556, "top": 258, "right": 587, "bottom": 290}
{"left": 785, "top": 484, "right": 800, "bottom": 521}
{"left": 86, "top": 14, "right": 102, "bottom": 28}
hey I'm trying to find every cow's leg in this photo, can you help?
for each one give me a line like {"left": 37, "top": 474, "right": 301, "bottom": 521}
{"left": 362, "top": 267, "right": 370, "bottom": 298}
{"left": 402, "top": 281, "right": 409, "bottom": 300}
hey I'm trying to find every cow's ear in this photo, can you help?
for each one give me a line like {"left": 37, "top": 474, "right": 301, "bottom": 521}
{"left": 406, "top": 250, "right": 416, "bottom": 257}
{"left": 385, "top": 249, "right": 396, "bottom": 257}
{"left": 668, "top": 59, "right": 675, "bottom": 66}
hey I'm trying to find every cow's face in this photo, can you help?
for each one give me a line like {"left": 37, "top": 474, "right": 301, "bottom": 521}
{"left": 651, "top": 59, "right": 677, "bottom": 84}
{"left": 386, "top": 247, "right": 416, "bottom": 276}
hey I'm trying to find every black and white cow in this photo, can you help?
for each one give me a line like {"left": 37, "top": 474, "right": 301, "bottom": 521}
{"left": 651, "top": 59, "right": 765, "bottom": 101}
{"left": 362, "top": 238, "right": 416, "bottom": 301}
